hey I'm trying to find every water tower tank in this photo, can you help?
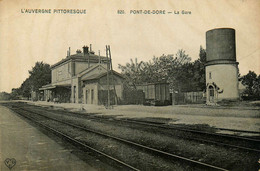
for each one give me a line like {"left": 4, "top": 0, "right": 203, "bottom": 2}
{"left": 206, "top": 28, "right": 236, "bottom": 63}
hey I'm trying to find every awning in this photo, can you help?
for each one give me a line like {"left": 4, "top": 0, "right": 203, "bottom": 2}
{"left": 39, "top": 85, "right": 56, "bottom": 91}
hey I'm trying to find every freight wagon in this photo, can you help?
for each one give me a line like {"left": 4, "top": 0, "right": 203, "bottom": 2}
{"left": 136, "top": 83, "right": 171, "bottom": 106}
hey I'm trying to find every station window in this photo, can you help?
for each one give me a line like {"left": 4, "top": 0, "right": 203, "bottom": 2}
{"left": 56, "top": 71, "right": 58, "bottom": 81}
{"left": 72, "top": 62, "right": 76, "bottom": 76}
{"left": 209, "top": 72, "right": 212, "bottom": 79}
{"left": 91, "top": 89, "right": 94, "bottom": 104}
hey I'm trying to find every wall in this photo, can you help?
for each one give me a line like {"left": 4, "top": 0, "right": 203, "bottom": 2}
{"left": 155, "top": 83, "right": 170, "bottom": 101}
{"left": 206, "top": 64, "right": 239, "bottom": 100}
{"left": 82, "top": 73, "right": 125, "bottom": 105}
{"left": 52, "top": 60, "right": 107, "bottom": 84}
{"left": 75, "top": 62, "right": 92, "bottom": 75}
{"left": 98, "top": 74, "right": 124, "bottom": 99}
{"left": 136, "top": 85, "right": 155, "bottom": 99}
{"left": 71, "top": 77, "right": 79, "bottom": 103}
{"left": 83, "top": 83, "right": 98, "bottom": 105}
{"left": 136, "top": 83, "right": 170, "bottom": 101}
{"left": 99, "top": 84, "right": 123, "bottom": 99}
{"left": 52, "top": 61, "right": 72, "bottom": 83}
{"left": 80, "top": 65, "right": 107, "bottom": 80}
{"left": 43, "top": 89, "right": 53, "bottom": 101}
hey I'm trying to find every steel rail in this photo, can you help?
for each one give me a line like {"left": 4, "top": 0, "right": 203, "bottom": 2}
{"left": 74, "top": 115, "right": 260, "bottom": 153}
{"left": 14, "top": 106, "right": 228, "bottom": 171}
{"left": 121, "top": 118, "right": 260, "bottom": 142}
{"left": 38, "top": 106, "right": 260, "bottom": 152}
{"left": 216, "top": 127, "right": 260, "bottom": 134}
{"left": 122, "top": 118, "right": 260, "bottom": 134}
{"left": 13, "top": 104, "right": 260, "bottom": 153}
{"left": 13, "top": 108, "right": 140, "bottom": 171}
{"left": 119, "top": 118, "right": 260, "bottom": 152}
{"left": 10, "top": 103, "right": 260, "bottom": 153}
{"left": 22, "top": 103, "right": 260, "bottom": 134}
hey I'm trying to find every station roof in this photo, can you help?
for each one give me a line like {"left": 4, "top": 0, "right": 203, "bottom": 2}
{"left": 51, "top": 52, "right": 108, "bottom": 69}
{"left": 39, "top": 83, "right": 71, "bottom": 90}
{"left": 82, "top": 70, "right": 124, "bottom": 81}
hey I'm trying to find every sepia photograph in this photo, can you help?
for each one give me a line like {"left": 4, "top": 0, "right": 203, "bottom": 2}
{"left": 0, "top": 0, "right": 259, "bottom": 170}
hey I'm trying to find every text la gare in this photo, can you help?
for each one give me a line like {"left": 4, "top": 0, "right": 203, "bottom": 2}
{"left": 174, "top": 10, "right": 191, "bottom": 15}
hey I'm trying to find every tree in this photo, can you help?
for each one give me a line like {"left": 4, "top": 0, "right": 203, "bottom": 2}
{"left": 20, "top": 78, "right": 31, "bottom": 98}
{"left": 118, "top": 58, "right": 145, "bottom": 88}
{"left": 118, "top": 49, "right": 192, "bottom": 91}
{"left": 240, "top": 71, "right": 260, "bottom": 100}
{"left": 8, "top": 61, "right": 51, "bottom": 100}
{"left": 10, "top": 88, "right": 21, "bottom": 99}
{"left": 198, "top": 45, "right": 206, "bottom": 63}
{"left": 142, "top": 54, "right": 174, "bottom": 83}
{"left": 175, "top": 49, "right": 192, "bottom": 65}
{"left": 167, "top": 49, "right": 192, "bottom": 92}
{"left": 191, "top": 46, "right": 206, "bottom": 91}
{"left": 175, "top": 46, "right": 206, "bottom": 92}
{"left": 118, "top": 48, "right": 208, "bottom": 93}
{"left": 29, "top": 61, "right": 51, "bottom": 93}
{"left": 0, "top": 92, "right": 11, "bottom": 100}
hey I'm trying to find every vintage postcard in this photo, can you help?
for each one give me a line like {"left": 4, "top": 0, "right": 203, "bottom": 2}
{"left": 0, "top": 0, "right": 259, "bottom": 170}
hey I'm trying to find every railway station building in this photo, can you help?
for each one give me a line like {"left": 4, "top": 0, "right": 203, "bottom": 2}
{"left": 39, "top": 46, "right": 125, "bottom": 105}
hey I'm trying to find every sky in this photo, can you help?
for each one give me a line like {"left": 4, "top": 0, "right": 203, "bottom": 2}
{"left": 0, "top": 0, "right": 259, "bottom": 93}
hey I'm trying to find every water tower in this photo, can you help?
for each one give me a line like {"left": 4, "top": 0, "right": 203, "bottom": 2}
{"left": 205, "top": 28, "right": 239, "bottom": 104}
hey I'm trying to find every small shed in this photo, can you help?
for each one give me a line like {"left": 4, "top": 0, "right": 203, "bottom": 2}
{"left": 81, "top": 70, "right": 125, "bottom": 105}
{"left": 136, "top": 83, "right": 171, "bottom": 105}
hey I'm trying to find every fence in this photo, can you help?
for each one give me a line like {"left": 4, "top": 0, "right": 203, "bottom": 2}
{"left": 173, "top": 91, "right": 205, "bottom": 104}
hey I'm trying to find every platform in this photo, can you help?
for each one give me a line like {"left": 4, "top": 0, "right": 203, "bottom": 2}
{"left": 0, "top": 105, "right": 96, "bottom": 171}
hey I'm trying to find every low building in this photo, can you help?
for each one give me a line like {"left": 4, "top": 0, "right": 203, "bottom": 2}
{"left": 39, "top": 46, "right": 125, "bottom": 105}
{"left": 81, "top": 69, "right": 124, "bottom": 105}
{"left": 136, "top": 83, "right": 171, "bottom": 105}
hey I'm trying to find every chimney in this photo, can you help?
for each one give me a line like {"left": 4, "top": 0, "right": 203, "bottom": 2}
{"left": 89, "top": 44, "right": 95, "bottom": 54}
{"left": 67, "top": 47, "right": 71, "bottom": 58}
{"left": 83, "top": 45, "right": 89, "bottom": 54}
{"left": 76, "top": 49, "right": 82, "bottom": 54}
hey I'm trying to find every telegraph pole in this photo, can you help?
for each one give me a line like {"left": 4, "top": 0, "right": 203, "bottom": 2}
{"left": 106, "top": 45, "right": 110, "bottom": 108}
{"left": 88, "top": 45, "right": 90, "bottom": 68}
{"left": 107, "top": 45, "right": 118, "bottom": 105}
{"left": 98, "top": 50, "right": 101, "bottom": 71}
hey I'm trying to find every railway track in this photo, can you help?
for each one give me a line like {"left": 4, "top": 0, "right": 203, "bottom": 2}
{"left": 13, "top": 109, "right": 139, "bottom": 171}
{"left": 22, "top": 103, "right": 260, "bottom": 153}
{"left": 123, "top": 118, "right": 260, "bottom": 135}
{"left": 8, "top": 104, "right": 229, "bottom": 171}
{"left": 71, "top": 113, "right": 260, "bottom": 152}
{"left": 118, "top": 118, "right": 260, "bottom": 152}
